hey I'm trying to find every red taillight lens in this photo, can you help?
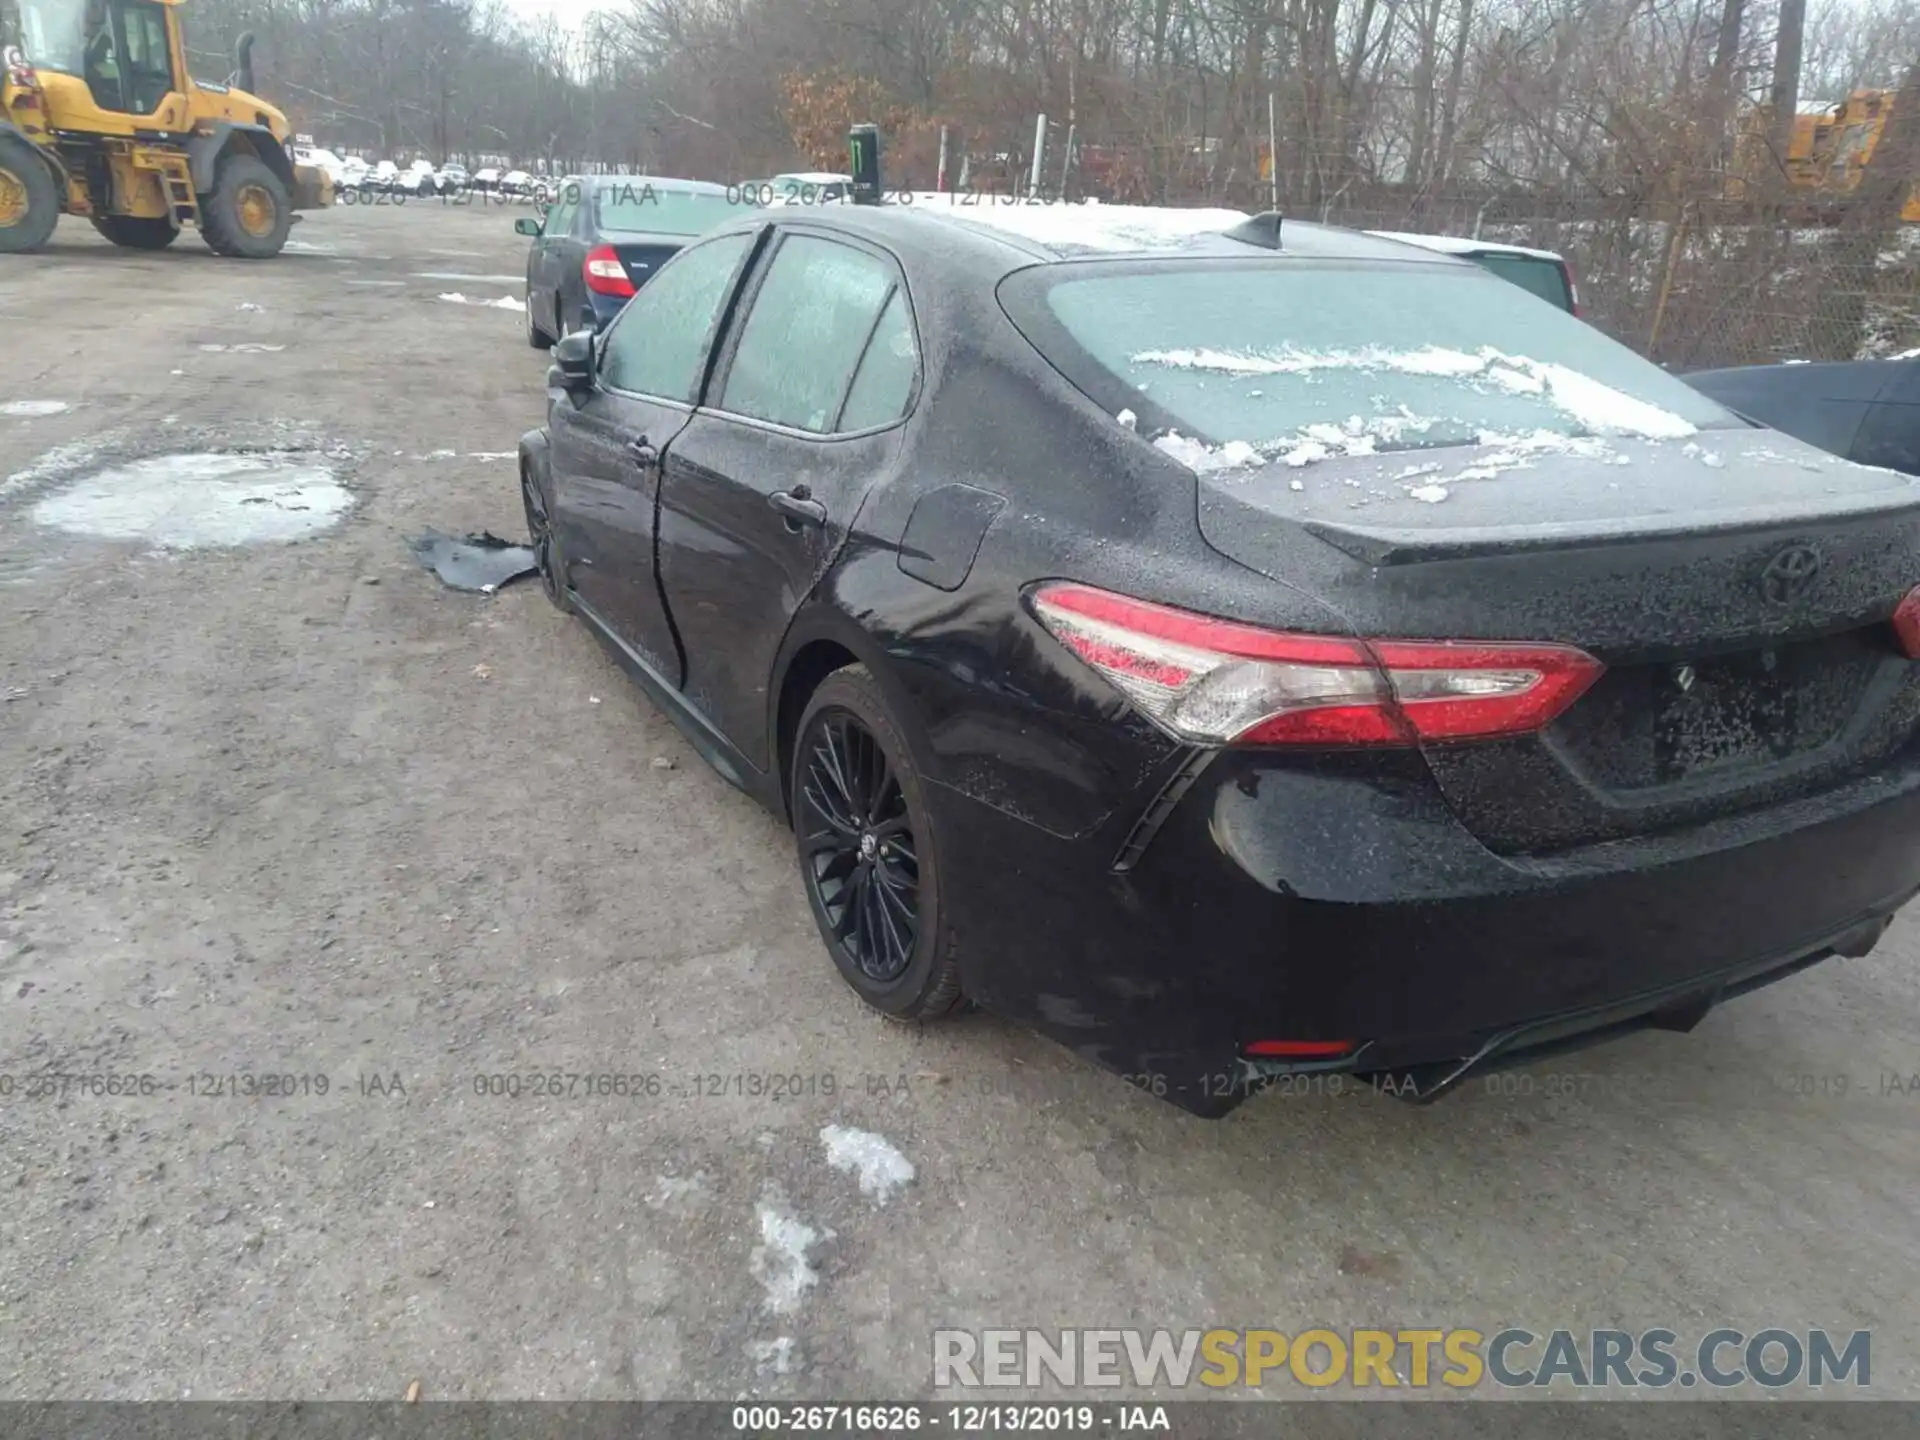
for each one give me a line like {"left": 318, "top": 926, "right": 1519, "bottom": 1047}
{"left": 583, "top": 245, "right": 634, "bottom": 299}
{"left": 1563, "top": 259, "right": 1582, "bottom": 317}
{"left": 1028, "top": 581, "right": 1602, "bottom": 747}
{"left": 1893, "top": 586, "right": 1920, "bottom": 657}
{"left": 1245, "top": 1040, "right": 1357, "bottom": 1058}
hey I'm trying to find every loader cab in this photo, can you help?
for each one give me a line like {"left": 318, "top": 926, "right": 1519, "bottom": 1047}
{"left": 18, "top": 0, "right": 184, "bottom": 124}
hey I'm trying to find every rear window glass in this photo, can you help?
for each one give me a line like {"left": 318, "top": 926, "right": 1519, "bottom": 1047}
{"left": 1469, "top": 253, "right": 1574, "bottom": 311}
{"left": 595, "top": 185, "right": 737, "bottom": 237}
{"left": 1005, "top": 261, "right": 1734, "bottom": 455}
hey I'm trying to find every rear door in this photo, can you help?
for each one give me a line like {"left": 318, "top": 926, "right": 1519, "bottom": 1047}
{"left": 656, "top": 229, "right": 921, "bottom": 772}
{"left": 546, "top": 228, "right": 764, "bottom": 678}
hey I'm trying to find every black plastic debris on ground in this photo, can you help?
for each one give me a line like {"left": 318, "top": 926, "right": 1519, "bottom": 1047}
{"left": 407, "top": 529, "right": 538, "bottom": 594}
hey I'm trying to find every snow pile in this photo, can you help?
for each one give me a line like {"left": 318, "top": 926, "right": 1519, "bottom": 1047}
{"left": 1132, "top": 344, "right": 1698, "bottom": 440}
{"left": 913, "top": 196, "right": 1249, "bottom": 251}
{"left": 819, "top": 1125, "right": 915, "bottom": 1206}
{"left": 750, "top": 1200, "right": 824, "bottom": 1314}
{"left": 438, "top": 292, "right": 528, "bottom": 311}
{"left": 0, "top": 400, "right": 71, "bottom": 418}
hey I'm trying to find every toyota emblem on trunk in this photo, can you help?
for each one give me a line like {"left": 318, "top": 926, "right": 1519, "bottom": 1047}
{"left": 1758, "top": 544, "right": 1821, "bottom": 604}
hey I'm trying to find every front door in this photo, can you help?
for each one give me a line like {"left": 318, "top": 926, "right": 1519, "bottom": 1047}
{"left": 656, "top": 230, "right": 922, "bottom": 772}
{"left": 547, "top": 227, "right": 763, "bottom": 678}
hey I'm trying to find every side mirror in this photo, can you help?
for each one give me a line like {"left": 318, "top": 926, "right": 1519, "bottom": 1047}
{"left": 514, "top": 217, "right": 542, "bottom": 237}
{"left": 548, "top": 330, "right": 595, "bottom": 392}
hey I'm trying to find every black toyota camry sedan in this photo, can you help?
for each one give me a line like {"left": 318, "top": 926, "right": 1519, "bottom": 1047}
{"left": 518, "top": 199, "right": 1920, "bottom": 1116}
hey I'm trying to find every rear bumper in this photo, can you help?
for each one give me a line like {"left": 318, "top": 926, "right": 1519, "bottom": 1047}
{"left": 932, "top": 748, "right": 1920, "bottom": 1115}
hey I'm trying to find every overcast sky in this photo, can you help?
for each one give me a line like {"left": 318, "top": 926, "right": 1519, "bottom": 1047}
{"left": 506, "top": 0, "right": 602, "bottom": 37}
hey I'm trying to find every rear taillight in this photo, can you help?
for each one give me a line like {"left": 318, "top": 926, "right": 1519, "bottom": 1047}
{"left": 1246, "top": 1040, "right": 1358, "bottom": 1059}
{"left": 1028, "top": 581, "right": 1602, "bottom": 747}
{"left": 1563, "top": 259, "right": 1582, "bottom": 317}
{"left": 1893, "top": 586, "right": 1920, "bottom": 657}
{"left": 583, "top": 244, "right": 634, "bottom": 299}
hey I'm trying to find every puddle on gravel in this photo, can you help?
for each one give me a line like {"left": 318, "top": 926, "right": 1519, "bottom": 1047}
{"left": 0, "top": 400, "right": 71, "bottom": 417}
{"left": 32, "top": 452, "right": 352, "bottom": 548}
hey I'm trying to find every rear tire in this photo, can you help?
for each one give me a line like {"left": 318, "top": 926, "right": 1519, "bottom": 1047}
{"left": 526, "top": 291, "right": 553, "bottom": 349}
{"left": 792, "top": 667, "right": 963, "bottom": 1021}
{"left": 199, "top": 153, "right": 292, "bottom": 258}
{"left": 91, "top": 214, "right": 178, "bottom": 249}
{"left": 0, "top": 138, "right": 60, "bottom": 254}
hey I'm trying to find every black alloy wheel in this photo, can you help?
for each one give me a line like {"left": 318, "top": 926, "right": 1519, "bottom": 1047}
{"left": 791, "top": 667, "right": 963, "bottom": 1018}
{"left": 801, "top": 711, "right": 920, "bottom": 981}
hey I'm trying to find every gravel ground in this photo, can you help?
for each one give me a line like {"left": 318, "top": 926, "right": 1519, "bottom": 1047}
{"left": 2, "top": 199, "right": 1919, "bottom": 1410}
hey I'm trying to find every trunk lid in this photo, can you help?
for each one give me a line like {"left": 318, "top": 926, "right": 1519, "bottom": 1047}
{"left": 1196, "top": 428, "right": 1920, "bottom": 852}
{"left": 603, "top": 233, "right": 685, "bottom": 291}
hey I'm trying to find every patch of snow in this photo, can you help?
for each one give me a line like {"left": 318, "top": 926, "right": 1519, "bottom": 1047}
{"left": 438, "top": 292, "right": 528, "bottom": 311}
{"left": 467, "top": 452, "right": 515, "bottom": 460}
{"left": 820, "top": 1125, "right": 915, "bottom": 1206}
{"left": 1153, "top": 432, "right": 1261, "bottom": 473}
{"left": 31, "top": 453, "right": 352, "bottom": 549}
{"left": 2, "top": 436, "right": 105, "bottom": 499}
{"left": 749, "top": 1338, "right": 798, "bottom": 1377}
{"left": 1115, "top": 408, "right": 1137, "bottom": 431}
{"left": 236, "top": 302, "right": 262, "bottom": 312}
{"left": 1782, "top": 358, "right": 1812, "bottom": 365}
{"left": 1891, "top": 348, "right": 1920, "bottom": 361}
{"left": 0, "top": 400, "right": 71, "bottom": 418}
{"left": 415, "top": 272, "right": 527, "bottom": 284}
{"left": 644, "top": 1173, "right": 708, "bottom": 1210}
{"left": 1132, "top": 344, "right": 1697, "bottom": 440}
{"left": 1408, "top": 484, "right": 1450, "bottom": 503}
{"left": 750, "top": 1200, "right": 824, "bottom": 1315}
{"left": 1288, "top": 479, "right": 1305, "bottom": 492}
{"left": 197, "top": 343, "right": 285, "bottom": 354}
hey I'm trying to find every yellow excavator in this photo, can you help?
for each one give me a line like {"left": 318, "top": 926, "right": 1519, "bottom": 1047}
{"left": 0, "top": 0, "right": 331, "bottom": 256}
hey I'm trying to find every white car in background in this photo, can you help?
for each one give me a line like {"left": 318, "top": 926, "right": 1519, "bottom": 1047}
{"left": 472, "top": 167, "right": 503, "bottom": 193}
{"left": 292, "top": 145, "right": 349, "bottom": 187}
{"left": 500, "top": 169, "right": 535, "bottom": 197}
{"left": 436, "top": 164, "right": 470, "bottom": 195}
{"left": 769, "top": 170, "right": 854, "bottom": 204}
{"left": 394, "top": 160, "right": 438, "bottom": 196}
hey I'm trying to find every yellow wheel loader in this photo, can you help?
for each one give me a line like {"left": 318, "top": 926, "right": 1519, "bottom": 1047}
{"left": 0, "top": 0, "right": 332, "bottom": 256}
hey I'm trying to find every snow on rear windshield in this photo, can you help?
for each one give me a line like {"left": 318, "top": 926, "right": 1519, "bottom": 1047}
{"left": 1039, "top": 265, "right": 1732, "bottom": 452}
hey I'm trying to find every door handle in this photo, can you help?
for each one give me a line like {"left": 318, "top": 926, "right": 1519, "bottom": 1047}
{"left": 627, "top": 437, "right": 658, "bottom": 467}
{"left": 769, "top": 488, "right": 828, "bottom": 528}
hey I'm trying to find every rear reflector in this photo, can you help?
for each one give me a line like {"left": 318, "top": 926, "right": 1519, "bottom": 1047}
{"left": 1245, "top": 1040, "right": 1357, "bottom": 1058}
{"left": 1028, "top": 581, "right": 1602, "bottom": 747}
{"left": 1894, "top": 586, "right": 1920, "bottom": 658}
{"left": 583, "top": 244, "right": 635, "bottom": 299}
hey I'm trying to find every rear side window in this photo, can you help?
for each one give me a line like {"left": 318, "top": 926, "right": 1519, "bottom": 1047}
{"left": 719, "top": 235, "right": 896, "bottom": 432}
{"left": 600, "top": 231, "right": 755, "bottom": 402}
{"left": 1469, "top": 253, "right": 1575, "bottom": 312}
{"left": 1003, "top": 261, "right": 1735, "bottom": 453}
{"left": 838, "top": 290, "right": 919, "bottom": 430}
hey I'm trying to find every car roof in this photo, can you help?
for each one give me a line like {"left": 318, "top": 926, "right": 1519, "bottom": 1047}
{"left": 580, "top": 174, "right": 731, "bottom": 196}
{"left": 709, "top": 199, "right": 1481, "bottom": 273}
{"left": 1365, "top": 229, "right": 1567, "bottom": 264}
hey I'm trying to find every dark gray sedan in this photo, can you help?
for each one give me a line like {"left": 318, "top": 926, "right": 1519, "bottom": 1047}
{"left": 518, "top": 176, "right": 740, "bottom": 346}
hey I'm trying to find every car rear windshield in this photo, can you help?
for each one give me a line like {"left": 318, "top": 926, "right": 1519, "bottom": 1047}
{"left": 596, "top": 186, "right": 737, "bottom": 237}
{"left": 1469, "top": 252, "right": 1574, "bottom": 310}
{"left": 1002, "top": 260, "right": 1735, "bottom": 453}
